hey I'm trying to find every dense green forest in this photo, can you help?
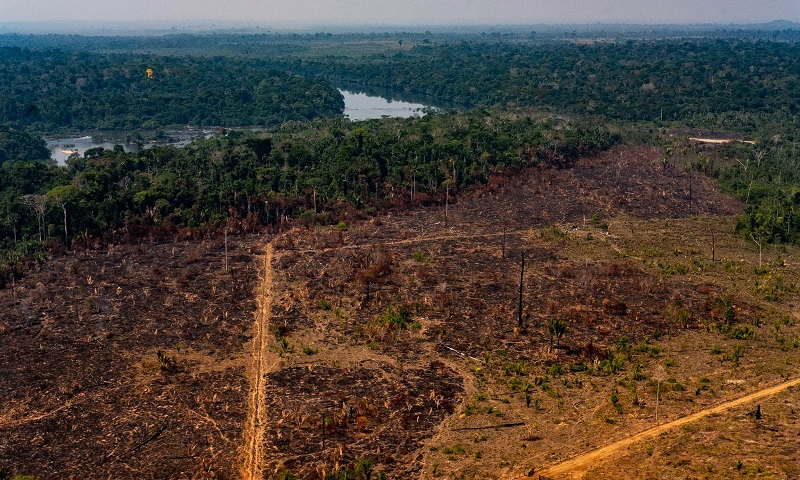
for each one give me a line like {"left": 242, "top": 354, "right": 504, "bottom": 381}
{"left": 288, "top": 40, "right": 800, "bottom": 135}
{"left": 0, "top": 47, "right": 343, "bottom": 131}
{"left": 2, "top": 34, "right": 799, "bottom": 136}
{"left": 0, "top": 128, "right": 50, "bottom": 165}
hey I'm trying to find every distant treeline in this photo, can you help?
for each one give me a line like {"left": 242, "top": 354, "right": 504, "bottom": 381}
{"left": 287, "top": 39, "right": 800, "bottom": 136}
{"left": 0, "top": 47, "right": 344, "bottom": 132}
{"left": 2, "top": 35, "right": 799, "bottom": 137}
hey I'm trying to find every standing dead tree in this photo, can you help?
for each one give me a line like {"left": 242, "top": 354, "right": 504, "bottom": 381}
{"left": 49, "top": 195, "right": 69, "bottom": 246}
{"left": 21, "top": 194, "right": 48, "bottom": 242}
{"left": 518, "top": 251, "right": 525, "bottom": 328}
{"left": 750, "top": 233, "right": 764, "bottom": 270}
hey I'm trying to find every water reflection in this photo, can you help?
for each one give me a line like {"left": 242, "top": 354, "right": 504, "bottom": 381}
{"left": 340, "top": 89, "right": 433, "bottom": 121}
{"left": 46, "top": 130, "right": 214, "bottom": 166}
{"left": 46, "top": 91, "right": 436, "bottom": 165}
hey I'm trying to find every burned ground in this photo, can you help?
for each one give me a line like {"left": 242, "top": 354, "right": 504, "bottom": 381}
{"left": 262, "top": 361, "right": 462, "bottom": 478}
{"left": 0, "top": 238, "right": 262, "bottom": 479}
{"left": 2, "top": 145, "right": 798, "bottom": 479}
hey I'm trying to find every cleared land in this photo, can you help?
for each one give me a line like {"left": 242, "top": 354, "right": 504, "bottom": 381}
{"left": 533, "top": 377, "right": 800, "bottom": 479}
{"left": 2, "top": 145, "right": 800, "bottom": 479}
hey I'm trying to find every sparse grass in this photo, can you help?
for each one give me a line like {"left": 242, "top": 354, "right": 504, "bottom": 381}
{"left": 8, "top": 149, "right": 800, "bottom": 479}
{"left": 443, "top": 444, "right": 466, "bottom": 455}
{"left": 374, "top": 305, "right": 420, "bottom": 331}
{"left": 302, "top": 346, "right": 317, "bottom": 355}
{"left": 156, "top": 349, "right": 177, "bottom": 374}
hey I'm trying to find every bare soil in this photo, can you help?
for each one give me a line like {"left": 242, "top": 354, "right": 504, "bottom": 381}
{"left": 534, "top": 377, "right": 800, "bottom": 479}
{"left": 3, "top": 145, "right": 800, "bottom": 480}
{"left": 0, "top": 237, "right": 264, "bottom": 479}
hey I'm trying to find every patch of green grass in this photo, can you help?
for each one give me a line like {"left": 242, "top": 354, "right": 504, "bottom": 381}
{"left": 658, "top": 261, "right": 689, "bottom": 276}
{"left": 303, "top": 346, "right": 317, "bottom": 355}
{"left": 634, "top": 343, "right": 661, "bottom": 357}
{"left": 726, "top": 324, "right": 754, "bottom": 340}
{"left": 443, "top": 444, "right": 466, "bottom": 455}
{"left": 547, "top": 364, "right": 564, "bottom": 377}
{"left": 412, "top": 250, "right": 433, "bottom": 262}
{"left": 375, "top": 305, "right": 419, "bottom": 331}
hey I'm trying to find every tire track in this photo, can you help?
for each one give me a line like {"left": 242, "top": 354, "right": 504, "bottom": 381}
{"left": 529, "top": 376, "right": 800, "bottom": 479}
{"left": 243, "top": 243, "right": 278, "bottom": 480}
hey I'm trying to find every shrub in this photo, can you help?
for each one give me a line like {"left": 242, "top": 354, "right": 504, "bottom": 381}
{"left": 443, "top": 444, "right": 466, "bottom": 455}
{"left": 727, "top": 324, "right": 754, "bottom": 340}
{"left": 731, "top": 344, "right": 745, "bottom": 365}
{"left": 156, "top": 350, "right": 177, "bottom": 374}
{"left": 503, "top": 361, "right": 528, "bottom": 376}
{"left": 632, "top": 363, "right": 647, "bottom": 381}
{"left": 376, "top": 305, "right": 418, "bottom": 331}
{"left": 599, "top": 354, "right": 624, "bottom": 374}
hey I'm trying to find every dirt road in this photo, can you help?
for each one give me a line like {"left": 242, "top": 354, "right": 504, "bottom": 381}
{"left": 243, "top": 243, "right": 279, "bottom": 480}
{"left": 530, "top": 377, "right": 800, "bottom": 479}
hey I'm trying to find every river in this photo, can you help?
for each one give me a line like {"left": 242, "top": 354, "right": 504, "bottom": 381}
{"left": 46, "top": 130, "right": 216, "bottom": 166}
{"left": 47, "top": 90, "right": 434, "bottom": 165}
{"left": 340, "top": 89, "right": 432, "bottom": 121}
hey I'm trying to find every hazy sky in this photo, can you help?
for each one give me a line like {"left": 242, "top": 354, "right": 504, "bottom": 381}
{"left": 1, "top": 0, "right": 798, "bottom": 26}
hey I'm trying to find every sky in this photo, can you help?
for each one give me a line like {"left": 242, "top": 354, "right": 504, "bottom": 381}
{"left": 1, "top": 0, "right": 798, "bottom": 26}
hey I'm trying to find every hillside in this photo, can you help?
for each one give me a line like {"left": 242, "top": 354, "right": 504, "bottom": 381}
{"left": 3, "top": 143, "right": 800, "bottom": 479}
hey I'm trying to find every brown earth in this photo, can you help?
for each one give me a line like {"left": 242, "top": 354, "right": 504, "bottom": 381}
{"left": 3, "top": 145, "right": 800, "bottom": 479}
{"left": 0, "top": 237, "right": 264, "bottom": 479}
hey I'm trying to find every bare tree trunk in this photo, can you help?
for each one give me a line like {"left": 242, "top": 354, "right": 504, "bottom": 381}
{"left": 711, "top": 232, "right": 716, "bottom": 262}
{"left": 445, "top": 185, "right": 449, "bottom": 226}
{"left": 21, "top": 194, "right": 48, "bottom": 242}
{"left": 750, "top": 233, "right": 763, "bottom": 270}
{"left": 62, "top": 204, "right": 68, "bottom": 246}
{"left": 518, "top": 251, "right": 525, "bottom": 328}
{"left": 224, "top": 229, "right": 228, "bottom": 272}
{"left": 501, "top": 227, "right": 506, "bottom": 259}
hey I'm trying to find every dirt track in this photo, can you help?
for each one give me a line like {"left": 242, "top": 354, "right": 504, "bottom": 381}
{"left": 243, "top": 243, "right": 278, "bottom": 480}
{"left": 529, "top": 377, "right": 800, "bottom": 479}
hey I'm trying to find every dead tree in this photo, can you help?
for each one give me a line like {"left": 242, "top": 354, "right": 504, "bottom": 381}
{"left": 518, "top": 251, "right": 525, "bottom": 328}
{"left": 50, "top": 195, "right": 69, "bottom": 246}
{"left": 501, "top": 226, "right": 507, "bottom": 259}
{"left": 711, "top": 232, "right": 716, "bottom": 261}
{"left": 21, "top": 194, "right": 48, "bottom": 242}
{"left": 750, "top": 233, "right": 763, "bottom": 270}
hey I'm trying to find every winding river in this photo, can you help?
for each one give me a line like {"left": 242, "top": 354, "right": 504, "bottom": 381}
{"left": 47, "top": 90, "right": 434, "bottom": 165}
